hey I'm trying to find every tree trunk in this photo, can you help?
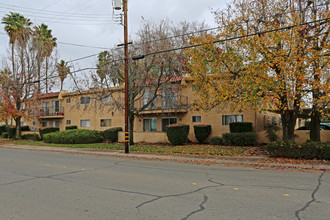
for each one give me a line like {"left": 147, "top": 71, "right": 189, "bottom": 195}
{"left": 129, "top": 114, "right": 134, "bottom": 146}
{"left": 45, "top": 58, "right": 49, "bottom": 93}
{"left": 14, "top": 116, "right": 22, "bottom": 139}
{"left": 281, "top": 110, "right": 297, "bottom": 140}
{"left": 310, "top": 105, "right": 321, "bottom": 142}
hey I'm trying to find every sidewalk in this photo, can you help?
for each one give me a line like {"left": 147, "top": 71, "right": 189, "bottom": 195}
{"left": 1, "top": 143, "right": 329, "bottom": 171}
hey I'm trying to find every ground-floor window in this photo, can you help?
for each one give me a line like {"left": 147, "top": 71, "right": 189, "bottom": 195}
{"left": 192, "top": 116, "right": 201, "bottom": 123}
{"left": 100, "top": 119, "right": 111, "bottom": 127}
{"left": 143, "top": 118, "right": 157, "bottom": 132}
{"left": 80, "top": 119, "right": 90, "bottom": 128}
{"left": 161, "top": 117, "right": 177, "bottom": 132}
{"left": 66, "top": 120, "right": 71, "bottom": 125}
{"left": 222, "top": 115, "right": 243, "bottom": 125}
{"left": 52, "top": 121, "right": 59, "bottom": 128}
{"left": 42, "top": 121, "right": 49, "bottom": 127}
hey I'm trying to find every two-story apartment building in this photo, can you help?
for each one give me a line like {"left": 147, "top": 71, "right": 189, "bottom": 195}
{"left": 22, "top": 76, "right": 282, "bottom": 143}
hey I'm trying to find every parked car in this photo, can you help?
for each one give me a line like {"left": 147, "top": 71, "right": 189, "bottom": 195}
{"left": 297, "top": 124, "right": 330, "bottom": 130}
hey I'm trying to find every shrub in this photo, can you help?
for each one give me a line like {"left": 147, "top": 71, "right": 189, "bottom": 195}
{"left": 265, "top": 124, "right": 279, "bottom": 142}
{"left": 6, "top": 126, "right": 16, "bottom": 138}
{"left": 43, "top": 129, "right": 104, "bottom": 144}
{"left": 66, "top": 126, "right": 78, "bottom": 130}
{"left": 300, "top": 142, "right": 330, "bottom": 160}
{"left": 229, "top": 122, "right": 253, "bottom": 133}
{"left": 2, "top": 132, "right": 9, "bottom": 138}
{"left": 39, "top": 127, "right": 60, "bottom": 140}
{"left": 0, "top": 125, "right": 6, "bottom": 135}
{"left": 266, "top": 140, "right": 300, "bottom": 158}
{"left": 210, "top": 136, "right": 224, "bottom": 145}
{"left": 104, "top": 127, "right": 123, "bottom": 142}
{"left": 166, "top": 124, "right": 190, "bottom": 145}
{"left": 22, "top": 133, "right": 40, "bottom": 141}
{"left": 222, "top": 132, "right": 257, "bottom": 146}
{"left": 21, "top": 126, "right": 30, "bottom": 131}
{"left": 194, "top": 125, "right": 211, "bottom": 143}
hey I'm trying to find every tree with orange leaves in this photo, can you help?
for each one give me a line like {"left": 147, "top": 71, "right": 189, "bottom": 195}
{"left": 187, "top": 0, "right": 329, "bottom": 140}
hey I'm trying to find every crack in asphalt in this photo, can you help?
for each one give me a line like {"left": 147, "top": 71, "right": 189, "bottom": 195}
{"left": 181, "top": 194, "right": 208, "bottom": 220}
{"left": 295, "top": 171, "right": 325, "bottom": 220}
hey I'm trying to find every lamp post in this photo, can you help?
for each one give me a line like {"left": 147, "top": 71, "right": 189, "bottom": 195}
{"left": 113, "top": 0, "right": 129, "bottom": 153}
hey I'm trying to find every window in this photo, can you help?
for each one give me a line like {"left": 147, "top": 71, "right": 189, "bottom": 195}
{"left": 100, "top": 119, "right": 111, "bottom": 127}
{"left": 42, "top": 101, "right": 49, "bottom": 115}
{"left": 222, "top": 115, "right": 243, "bottom": 125}
{"left": 20, "top": 103, "right": 25, "bottom": 110}
{"left": 52, "top": 121, "right": 59, "bottom": 128}
{"left": 42, "top": 121, "right": 49, "bottom": 127}
{"left": 32, "top": 121, "right": 37, "bottom": 126}
{"left": 80, "top": 96, "right": 90, "bottom": 104}
{"left": 272, "top": 117, "right": 277, "bottom": 125}
{"left": 192, "top": 116, "right": 201, "bottom": 123}
{"left": 66, "top": 120, "right": 71, "bottom": 125}
{"left": 80, "top": 120, "right": 90, "bottom": 127}
{"left": 66, "top": 98, "right": 71, "bottom": 103}
{"left": 52, "top": 100, "right": 60, "bottom": 115}
{"left": 143, "top": 118, "right": 157, "bottom": 132}
{"left": 161, "top": 117, "right": 177, "bottom": 132}
{"left": 100, "top": 95, "right": 112, "bottom": 103}
{"left": 162, "top": 88, "right": 178, "bottom": 108}
{"left": 143, "top": 90, "right": 157, "bottom": 110}
{"left": 20, "top": 121, "right": 26, "bottom": 126}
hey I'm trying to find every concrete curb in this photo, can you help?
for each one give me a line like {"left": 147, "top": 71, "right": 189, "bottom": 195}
{"left": 1, "top": 144, "right": 329, "bottom": 171}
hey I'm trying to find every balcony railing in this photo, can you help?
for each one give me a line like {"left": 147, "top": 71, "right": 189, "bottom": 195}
{"left": 140, "top": 95, "right": 188, "bottom": 113}
{"left": 39, "top": 106, "right": 65, "bottom": 118}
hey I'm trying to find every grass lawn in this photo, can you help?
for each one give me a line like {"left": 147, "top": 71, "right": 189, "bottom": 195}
{"left": 0, "top": 138, "right": 250, "bottom": 157}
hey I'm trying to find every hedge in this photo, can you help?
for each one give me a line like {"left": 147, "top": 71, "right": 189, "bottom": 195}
{"left": 222, "top": 132, "right": 257, "bottom": 146}
{"left": 6, "top": 126, "right": 16, "bottom": 138}
{"left": 229, "top": 122, "right": 253, "bottom": 133}
{"left": 194, "top": 125, "right": 211, "bottom": 143}
{"left": 2, "top": 132, "right": 9, "bottom": 138}
{"left": 210, "top": 136, "right": 224, "bottom": 145}
{"left": 22, "top": 133, "right": 40, "bottom": 141}
{"left": 39, "top": 127, "right": 60, "bottom": 140}
{"left": 266, "top": 140, "right": 330, "bottom": 160}
{"left": 43, "top": 129, "right": 104, "bottom": 144}
{"left": 166, "top": 124, "right": 190, "bottom": 145}
{"left": 0, "top": 125, "right": 6, "bottom": 135}
{"left": 21, "top": 126, "right": 30, "bottom": 131}
{"left": 104, "top": 127, "right": 122, "bottom": 142}
{"left": 66, "top": 126, "right": 78, "bottom": 130}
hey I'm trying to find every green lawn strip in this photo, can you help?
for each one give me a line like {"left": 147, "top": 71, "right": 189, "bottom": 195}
{"left": 3, "top": 139, "right": 250, "bottom": 157}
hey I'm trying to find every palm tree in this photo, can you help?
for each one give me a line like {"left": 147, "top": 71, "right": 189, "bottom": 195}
{"left": 97, "top": 50, "right": 111, "bottom": 84}
{"left": 33, "top": 24, "right": 57, "bottom": 93}
{"left": 56, "top": 60, "right": 70, "bottom": 91}
{"left": 2, "top": 12, "right": 32, "bottom": 78}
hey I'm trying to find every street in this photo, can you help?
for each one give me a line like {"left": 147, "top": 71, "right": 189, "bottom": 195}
{"left": 0, "top": 148, "right": 329, "bottom": 220}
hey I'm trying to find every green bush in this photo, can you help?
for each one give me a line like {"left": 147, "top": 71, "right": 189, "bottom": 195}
{"left": 0, "top": 125, "right": 6, "bottom": 135}
{"left": 21, "top": 126, "right": 30, "bottom": 131}
{"left": 265, "top": 124, "right": 279, "bottom": 142}
{"left": 6, "top": 126, "right": 16, "bottom": 138}
{"left": 2, "top": 132, "right": 9, "bottom": 138}
{"left": 229, "top": 122, "right": 253, "bottom": 133}
{"left": 210, "top": 136, "right": 224, "bottom": 145}
{"left": 39, "top": 127, "right": 60, "bottom": 140}
{"left": 166, "top": 124, "right": 190, "bottom": 145}
{"left": 22, "top": 134, "right": 40, "bottom": 141}
{"left": 266, "top": 141, "right": 330, "bottom": 160}
{"left": 43, "top": 129, "right": 104, "bottom": 144}
{"left": 194, "top": 125, "right": 211, "bottom": 143}
{"left": 66, "top": 126, "right": 78, "bottom": 130}
{"left": 222, "top": 132, "right": 257, "bottom": 146}
{"left": 104, "top": 127, "right": 122, "bottom": 142}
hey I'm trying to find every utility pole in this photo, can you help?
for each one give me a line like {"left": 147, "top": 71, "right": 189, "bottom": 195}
{"left": 113, "top": 0, "right": 129, "bottom": 153}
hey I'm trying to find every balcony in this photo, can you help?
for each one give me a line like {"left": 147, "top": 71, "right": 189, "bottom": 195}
{"left": 39, "top": 106, "right": 65, "bottom": 119}
{"left": 140, "top": 95, "right": 188, "bottom": 114}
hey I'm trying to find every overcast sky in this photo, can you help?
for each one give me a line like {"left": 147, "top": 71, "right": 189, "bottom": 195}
{"left": 0, "top": 0, "right": 227, "bottom": 90}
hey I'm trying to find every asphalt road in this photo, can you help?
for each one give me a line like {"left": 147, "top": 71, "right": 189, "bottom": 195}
{"left": 0, "top": 148, "right": 329, "bottom": 220}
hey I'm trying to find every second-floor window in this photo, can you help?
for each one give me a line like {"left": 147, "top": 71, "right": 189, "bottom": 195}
{"left": 143, "top": 90, "right": 157, "bottom": 110}
{"left": 42, "top": 101, "right": 49, "bottom": 115}
{"left": 162, "top": 88, "right": 178, "bottom": 108}
{"left": 80, "top": 97, "right": 90, "bottom": 104}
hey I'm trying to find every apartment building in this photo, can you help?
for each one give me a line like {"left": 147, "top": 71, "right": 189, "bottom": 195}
{"left": 22, "top": 77, "right": 281, "bottom": 143}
